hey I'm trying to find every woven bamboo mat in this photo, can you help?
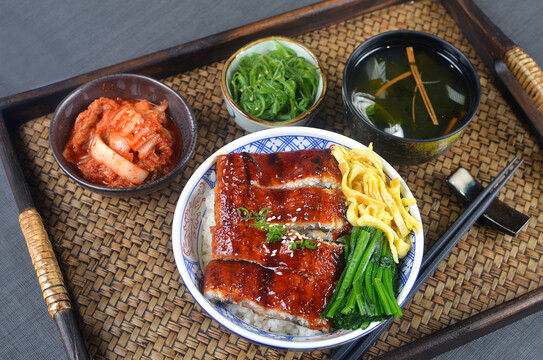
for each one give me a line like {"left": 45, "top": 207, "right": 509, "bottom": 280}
{"left": 12, "top": 0, "right": 542, "bottom": 358}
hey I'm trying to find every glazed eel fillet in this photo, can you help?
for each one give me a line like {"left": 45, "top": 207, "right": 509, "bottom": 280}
{"left": 203, "top": 259, "right": 336, "bottom": 331}
{"left": 214, "top": 185, "right": 349, "bottom": 236}
{"left": 216, "top": 149, "right": 342, "bottom": 189}
{"left": 212, "top": 223, "right": 345, "bottom": 279}
{"left": 203, "top": 149, "right": 349, "bottom": 332}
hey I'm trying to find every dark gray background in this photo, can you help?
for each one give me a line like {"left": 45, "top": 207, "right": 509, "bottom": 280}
{"left": 1, "top": 1, "right": 542, "bottom": 359}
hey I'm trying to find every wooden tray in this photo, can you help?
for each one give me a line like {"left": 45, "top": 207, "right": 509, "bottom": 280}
{"left": 1, "top": 0, "right": 542, "bottom": 359}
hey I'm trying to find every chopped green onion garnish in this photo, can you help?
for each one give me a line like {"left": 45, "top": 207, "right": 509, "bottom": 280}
{"left": 237, "top": 207, "right": 285, "bottom": 244}
{"left": 290, "top": 238, "right": 317, "bottom": 250}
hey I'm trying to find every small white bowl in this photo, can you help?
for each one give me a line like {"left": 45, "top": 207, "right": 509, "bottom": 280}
{"left": 220, "top": 36, "right": 327, "bottom": 133}
{"left": 172, "top": 127, "right": 424, "bottom": 350}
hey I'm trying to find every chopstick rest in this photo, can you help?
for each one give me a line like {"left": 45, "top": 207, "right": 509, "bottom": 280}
{"left": 446, "top": 167, "right": 529, "bottom": 236}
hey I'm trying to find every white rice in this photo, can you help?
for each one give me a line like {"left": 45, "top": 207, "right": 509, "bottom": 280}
{"left": 199, "top": 189, "right": 215, "bottom": 272}
{"left": 200, "top": 188, "right": 322, "bottom": 336}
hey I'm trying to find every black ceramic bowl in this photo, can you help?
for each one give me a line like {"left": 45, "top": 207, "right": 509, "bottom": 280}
{"left": 343, "top": 30, "right": 481, "bottom": 166}
{"left": 50, "top": 73, "right": 198, "bottom": 197}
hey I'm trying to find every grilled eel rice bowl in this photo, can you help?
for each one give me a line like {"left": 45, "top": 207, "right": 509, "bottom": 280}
{"left": 172, "top": 127, "right": 423, "bottom": 349}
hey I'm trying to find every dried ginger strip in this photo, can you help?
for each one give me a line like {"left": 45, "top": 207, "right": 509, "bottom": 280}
{"left": 406, "top": 46, "right": 439, "bottom": 126}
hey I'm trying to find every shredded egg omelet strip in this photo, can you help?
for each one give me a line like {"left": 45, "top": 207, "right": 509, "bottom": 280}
{"left": 332, "top": 145, "right": 422, "bottom": 263}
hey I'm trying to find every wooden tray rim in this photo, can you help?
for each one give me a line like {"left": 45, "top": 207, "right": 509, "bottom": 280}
{"left": 1, "top": 0, "right": 542, "bottom": 358}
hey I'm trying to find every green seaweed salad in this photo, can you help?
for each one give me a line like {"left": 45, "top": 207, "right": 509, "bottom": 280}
{"left": 229, "top": 41, "right": 320, "bottom": 121}
{"left": 322, "top": 226, "right": 403, "bottom": 330}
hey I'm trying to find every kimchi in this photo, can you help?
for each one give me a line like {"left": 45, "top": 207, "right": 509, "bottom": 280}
{"left": 63, "top": 97, "right": 179, "bottom": 188}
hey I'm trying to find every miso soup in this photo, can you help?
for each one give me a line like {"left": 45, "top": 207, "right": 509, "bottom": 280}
{"left": 350, "top": 45, "right": 469, "bottom": 139}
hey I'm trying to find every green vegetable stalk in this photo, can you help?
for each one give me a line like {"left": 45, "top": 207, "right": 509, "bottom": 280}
{"left": 322, "top": 226, "right": 403, "bottom": 330}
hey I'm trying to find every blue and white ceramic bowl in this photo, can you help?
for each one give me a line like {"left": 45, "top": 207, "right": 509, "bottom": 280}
{"left": 172, "top": 127, "right": 424, "bottom": 350}
{"left": 220, "top": 36, "right": 327, "bottom": 133}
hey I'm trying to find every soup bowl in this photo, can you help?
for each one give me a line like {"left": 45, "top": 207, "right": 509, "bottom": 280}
{"left": 343, "top": 30, "right": 481, "bottom": 166}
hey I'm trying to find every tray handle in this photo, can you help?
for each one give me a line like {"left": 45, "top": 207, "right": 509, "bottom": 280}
{"left": 19, "top": 207, "right": 89, "bottom": 360}
{"left": 0, "top": 113, "right": 89, "bottom": 360}
{"left": 19, "top": 208, "right": 71, "bottom": 316}
{"left": 505, "top": 46, "right": 543, "bottom": 114}
{"left": 441, "top": 0, "right": 543, "bottom": 143}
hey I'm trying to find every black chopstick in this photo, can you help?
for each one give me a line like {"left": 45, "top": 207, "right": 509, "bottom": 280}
{"left": 331, "top": 157, "right": 523, "bottom": 360}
